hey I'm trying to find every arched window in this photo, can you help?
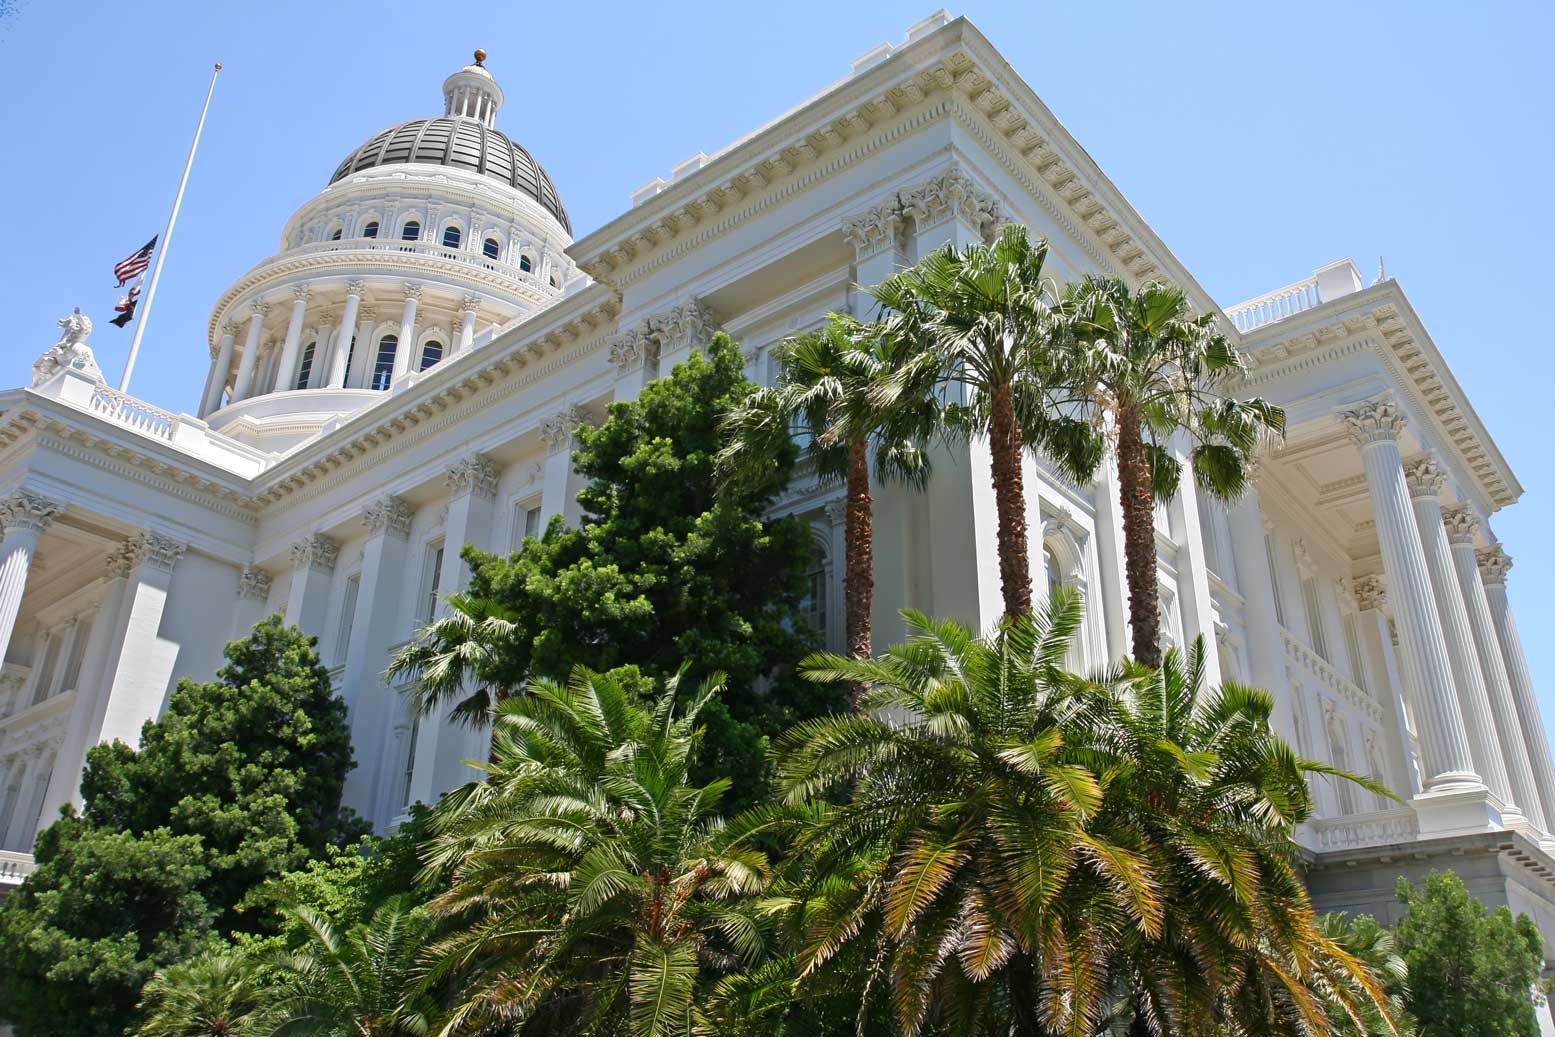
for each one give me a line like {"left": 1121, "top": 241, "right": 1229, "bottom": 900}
{"left": 801, "top": 542, "right": 828, "bottom": 639}
{"left": 419, "top": 340, "right": 443, "bottom": 371}
{"left": 518, "top": 254, "right": 533, "bottom": 273}
{"left": 363, "top": 220, "right": 379, "bottom": 239}
{"left": 442, "top": 225, "right": 462, "bottom": 249}
{"left": 329, "top": 227, "right": 342, "bottom": 241}
{"left": 1044, "top": 544, "right": 1063, "bottom": 600}
{"left": 371, "top": 335, "right": 398, "bottom": 391}
{"left": 401, "top": 220, "right": 421, "bottom": 242}
{"left": 482, "top": 237, "right": 500, "bottom": 260}
{"left": 294, "top": 341, "right": 317, "bottom": 390}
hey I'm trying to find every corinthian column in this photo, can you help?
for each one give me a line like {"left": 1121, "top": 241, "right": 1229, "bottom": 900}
{"left": 391, "top": 283, "right": 421, "bottom": 383}
{"left": 457, "top": 296, "right": 480, "bottom": 354}
{"left": 1477, "top": 546, "right": 1555, "bottom": 841}
{"left": 326, "top": 282, "right": 365, "bottom": 389}
{"left": 1403, "top": 455, "right": 1513, "bottom": 811}
{"left": 271, "top": 285, "right": 311, "bottom": 393}
{"left": 231, "top": 301, "right": 270, "bottom": 402}
{"left": 1341, "top": 399, "right": 1479, "bottom": 792}
{"left": 201, "top": 321, "right": 240, "bottom": 416}
{"left": 1442, "top": 507, "right": 1546, "bottom": 832}
{"left": 0, "top": 492, "right": 61, "bottom": 664}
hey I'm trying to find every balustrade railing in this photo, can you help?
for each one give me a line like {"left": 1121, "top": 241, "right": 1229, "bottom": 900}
{"left": 280, "top": 238, "right": 539, "bottom": 284}
{"left": 0, "top": 849, "right": 36, "bottom": 886}
{"left": 1225, "top": 276, "right": 1322, "bottom": 333}
{"left": 89, "top": 385, "right": 176, "bottom": 441}
{"left": 1306, "top": 808, "right": 1419, "bottom": 851}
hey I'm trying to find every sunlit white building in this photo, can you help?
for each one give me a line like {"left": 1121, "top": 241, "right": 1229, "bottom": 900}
{"left": 3, "top": 13, "right": 1554, "bottom": 959}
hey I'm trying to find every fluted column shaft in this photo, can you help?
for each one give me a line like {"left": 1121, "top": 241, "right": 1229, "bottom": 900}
{"left": 391, "top": 285, "right": 421, "bottom": 382}
{"left": 327, "top": 285, "right": 364, "bottom": 389}
{"left": 1404, "top": 458, "right": 1512, "bottom": 808}
{"left": 231, "top": 303, "right": 268, "bottom": 402}
{"left": 0, "top": 494, "right": 58, "bottom": 665}
{"left": 457, "top": 299, "right": 478, "bottom": 354}
{"left": 307, "top": 317, "right": 333, "bottom": 390}
{"left": 271, "top": 287, "right": 310, "bottom": 393}
{"left": 1443, "top": 513, "right": 1546, "bottom": 831}
{"left": 200, "top": 323, "right": 239, "bottom": 416}
{"left": 1479, "top": 548, "right": 1555, "bottom": 836}
{"left": 1343, "top": 401, "right": 1479, "bottom": 790}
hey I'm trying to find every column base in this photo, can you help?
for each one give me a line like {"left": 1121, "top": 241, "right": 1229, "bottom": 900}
{"left": 1412, "top": 784, "right": 1503, "bottom": 838}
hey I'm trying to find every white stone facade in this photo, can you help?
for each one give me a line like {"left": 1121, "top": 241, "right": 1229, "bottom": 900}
{"left": 3, "top": 14, "right": 1554, "bottom": 954}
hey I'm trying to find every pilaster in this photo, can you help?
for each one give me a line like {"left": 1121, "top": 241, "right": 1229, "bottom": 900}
{"left": 89, "top": 532, "right": 187, "bottom": 751}
{"left": 284, "top": 533, "right": 338, "bottom": 636}
{"left": 539, "top": 406, "right": 586, "bottom": 526}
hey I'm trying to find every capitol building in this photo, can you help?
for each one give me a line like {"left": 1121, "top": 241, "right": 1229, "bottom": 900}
{"left": 2, "top": 12, "right": 1553, "bottom": 947}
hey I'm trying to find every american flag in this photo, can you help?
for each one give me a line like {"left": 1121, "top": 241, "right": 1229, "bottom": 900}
{"left": 113, "top": 237, "right": 157, "bottom": 286}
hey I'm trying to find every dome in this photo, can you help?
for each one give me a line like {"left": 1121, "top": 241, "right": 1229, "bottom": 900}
{"left": 329, "top": 117, "right": 570, "bottom": 233}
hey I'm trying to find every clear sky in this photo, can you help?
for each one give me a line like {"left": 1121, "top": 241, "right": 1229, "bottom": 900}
{"left": 2, "top": 1, "right": 1552, "bottom": 745}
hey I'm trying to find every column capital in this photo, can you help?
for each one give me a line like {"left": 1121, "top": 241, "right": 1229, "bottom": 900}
{"left": 1403, "top": 453, "right": 1447, "bottom": 499}
{"left": 1353, "top": 573, "right": 1387, "bottom": 612}
{"left": 238, "top": 564, "right": 272, "bottom": 601}
{"left": 902, "top": 168, "right": 1000, "bottom": 236}
{"left": 445, "top": 454, "right": 499, "bottom": 501}
{"left": 823, "top": 498, "right": 848, "bottom": 526}
{"left": 841, "top": 200, "right": 904, "bottom": 260}
{"left": 1441, "top": 503, "right": 1481, "bottom": 546}
{"left": 1476, "top": 545, "right": 1513, "bottom": 587}
{"left": 540, "top": 405, "right": 585, "bottom": 456}
{"left": 362, "top": 495, "right": 414, "bottom": 539}
{"left": 345, "top": 280, "right": 368, "bottom": 300}
{"left": 136, "top": 531, "right": 188, "bottom": 574}
{"left": 402, "top": 282, "right": 424, "bottom": 300}
{"left": 608, "top": 320, "right": 659, "bottom": 373}
{"left": 290, "top": 284, "right": 312, "bottom": 304}
{"left": 249, "top": 300, "right": 271, "bottom": 319}
{"left": 0, "top": 491, "right": 62, "bottom": 537}
{"left": 1340, "top": 397, "right": 1407, "bottom": 448}
{"left": 290, "top": 533, "right": 339, "bottom": 575}
{"left": 460, "top": 294, "right": 481, "bottom": 316}
{"left": 221, "top": 319, "right": 242, "bottom": 337}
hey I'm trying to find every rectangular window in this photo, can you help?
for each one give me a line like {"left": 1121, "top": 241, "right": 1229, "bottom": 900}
{"left": 401, "top": 712, "right": 420, "bottom": 808}
{"left": 294, "top": 342, "right": 316, "bottom": 390}
{"left": 336, "top": 574, "right": 360, "bottom": 665}
{"left": 371, "top": 338, "right": 397, "bottom": 391}
{"left": 1301, "top": 576, "right": 1329, "bottom": 662}
{"left": 60, "top": 614, "right": 94, "bottom": 692}
{"left": 423, "top": 544, "right": 445, "bottom": 624}
{"left": 1264, "top": 534, "right": 1287, "bottom": 628}
{"left": 1343, "top": 613, "right": 1369, "bottom": 693}
{"left": 511, "top": 501, "right": 542, "bottom": 551}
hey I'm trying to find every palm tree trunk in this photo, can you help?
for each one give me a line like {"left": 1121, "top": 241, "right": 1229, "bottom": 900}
{"left": 1115, "top": 414, "right": 1163, "bottom": 668}
{"left": 843, "top": 437, "right": 873, "bottom": 707}
{"left": 988, "top": 383, "right": 1032, "bottom": 619}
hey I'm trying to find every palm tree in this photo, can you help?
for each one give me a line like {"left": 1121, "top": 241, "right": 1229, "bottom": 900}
{"left": 772, "top": 591, "right": 1163, "bottom": 1037}
{"left": 420, "top": 667, "right": 775, "bottom": 1037}
{"left": 263, "top": 895, "right": 435, "bottom": 1037}
{"left": 1052, "top": 275, "right": 1284, "bottom": 667}
{"left": 870, "top": 223, "right": 1085, "bottom": 620}
{"left": 718, "top": 313, "right": 937, "bottom": 697}
{"left": 137, "top": 949, "right": 264, "bottom": 1037}
{"left": 1092, "top": 640, "right": 1399, "bottom": 1036}
{"left": 386, "top": 590, "right": 524, "bottom": 728}
{"left": 1319, "top": 912, "right": 1414, "bottom": 1036}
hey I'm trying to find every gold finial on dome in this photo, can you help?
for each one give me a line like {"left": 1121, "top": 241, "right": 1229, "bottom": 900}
{"left": 473, "top": 48, "right": 486, "bottom": 66}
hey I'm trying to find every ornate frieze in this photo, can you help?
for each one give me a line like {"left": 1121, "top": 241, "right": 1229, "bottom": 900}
{"left": 1440, "top": 503, "right": 1480, "bottom": 546}
{"left": 1353, "top": 574, "right": 1387, "bottom": 612}
{"left": 290, "top": 533, "right": 339, "bottom": 575}
{"left": 362, "top": 495, "right": 414, "bottom": 539}
{"left": 902, "top": 168, "right": 1000, "bottom": 236}
{"left": 0, "top": 491, "right": 62, "bottom": 537}
{"left": 1340, "top": 398, "right": 1407, "bottom": 447}
{"left": 1402, "top": 454, "right": 1446, "bottom": 499}
{"left": 841, "top": 199, "right": 904, "bottom": 260}
{"left": 238, "top": 565, "right": 272, "bottom": 601}
{"left": 445, "top": 454, "right": 499, "bottom": 501}
{"left": 1476, "top": 545, "right": 1513, "bottom": 587}
{"left": 540, "top": 406, "right": 585, "bottom": 455}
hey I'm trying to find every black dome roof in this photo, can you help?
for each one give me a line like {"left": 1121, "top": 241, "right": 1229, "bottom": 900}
{"left": 329, "top": 116, "right": 569, "bottom": 233}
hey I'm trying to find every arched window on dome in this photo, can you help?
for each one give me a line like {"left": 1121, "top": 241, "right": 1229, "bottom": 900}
{"left": 363, "top": 220, "right": 379, "bottom": 239}
{"left": 329, "top": 227, "right": 343, "bottom": 241}
{"left": 442, "top": 225, "right": 462, "bottom": 250}
{"left": 401, "top": 220, "right": 421, "bottom": 242}
{"left": 518, "top": 254, "right": 534, "bottom": 273}
{"left": 420, "top": 340, "right": 444, "bottom": 371}
{"left": 483, "top": 237, "right": 500, "bottom": 260}
{"left": 294, "top": 341, "right": 317, "bottom": 390}
{"left": 372, "top": 335, "right": 398, "bottom": 391}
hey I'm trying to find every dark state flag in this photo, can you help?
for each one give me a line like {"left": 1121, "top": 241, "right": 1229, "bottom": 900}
{"left": 110, "top": 285, "right": 141, "bottom": 328}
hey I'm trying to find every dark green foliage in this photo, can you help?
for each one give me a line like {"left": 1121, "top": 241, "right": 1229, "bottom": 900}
{"left": 0, "top": 818, "right": 216, "bottom": 1037}
{"left": 394, "top": 335, "right": 842, "bottom": 808}
{"left": 0, "top": 617, "right": 362, "bottom": 1037}
{"left": 1393, "top": 871, "right": 1545, "bottom": 1037}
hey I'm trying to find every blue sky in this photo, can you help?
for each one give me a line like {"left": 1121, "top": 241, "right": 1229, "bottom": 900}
{"left": 2, "top": 1, "right": 1553, "bottom": 746}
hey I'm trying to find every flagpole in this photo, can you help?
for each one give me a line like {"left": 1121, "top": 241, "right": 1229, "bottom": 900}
{"left": 118, "top": 61, "right": 222, "bottom": 393}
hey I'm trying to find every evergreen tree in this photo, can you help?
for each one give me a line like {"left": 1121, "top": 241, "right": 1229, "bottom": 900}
{"left": 1393, "top": 871, "right": 1545, "bottom": 1037}
{"left": 392, "top": 335, "right": 841, "bottom": 807}
{"left": 0, "top": 617, "right": 361, "bottom": 1037}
